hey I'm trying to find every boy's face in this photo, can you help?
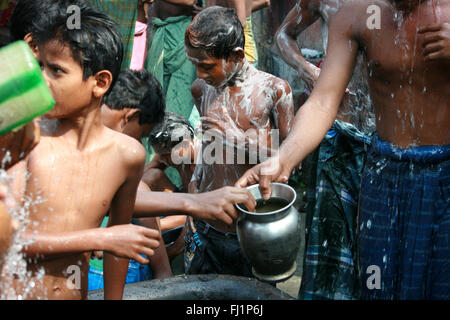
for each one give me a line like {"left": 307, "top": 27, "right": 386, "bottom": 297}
{"left": 153, "top": 145, "right": 173, "bottom": 166}
{"left": 38, "top": 40, "right": 96, "bottom": 119}
{"left": 153, "top": 138, "right": 192, "bottom": 167}
{"left": 186, "top": 46, "right": 240, "bottom": 88}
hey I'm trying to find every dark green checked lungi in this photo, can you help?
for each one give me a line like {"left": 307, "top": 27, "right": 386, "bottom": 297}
{"left": 144, "top": 15, "right": 197, "bottom": 123}
{"left": 89, "top": 0, "right": 137, "bottom": 70}
{"left": 143, "top": 15, "right": 199, "bottom": 187}
{"left": 299, "top": 120, "right": 371, "bottom": 300}
{"left": 358, "top": 134, "right": 450, "bottom": 300}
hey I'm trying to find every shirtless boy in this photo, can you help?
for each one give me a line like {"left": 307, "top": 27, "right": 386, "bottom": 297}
{"left": 184, "top": 6, "right": 294, "bottom": 276}
{"left": 238, "top": 0, "right": 450, "bottom": 299}
{"left": 5, "top": 2, "right": 152, "bottom": 300}
{"left": 101, "top": 68, "right": 256, "bottom": 264}
{"left": 144, "top": 112, "right": 199, "bottom": 194}
{"left": 145, "top": 112, "right": 199, "bottom": 258}
{"left": 2, "top": 0, "right": 162, "bottom": 293}
{"left": 94, "top": 68, "right": 172, "bottom": 283}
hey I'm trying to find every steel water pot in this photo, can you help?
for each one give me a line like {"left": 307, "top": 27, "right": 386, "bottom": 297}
{"left": 236, "top": 183, "right": 302, "bottom": 283}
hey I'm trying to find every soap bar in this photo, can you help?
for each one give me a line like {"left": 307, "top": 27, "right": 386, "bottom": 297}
{"left": 0, "top": 40, "right": 54, "bottom": 135}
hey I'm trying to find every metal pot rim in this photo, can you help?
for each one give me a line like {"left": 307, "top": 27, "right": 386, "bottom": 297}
{"left": 236, "top": 182, "right": 297, "bottom": 216}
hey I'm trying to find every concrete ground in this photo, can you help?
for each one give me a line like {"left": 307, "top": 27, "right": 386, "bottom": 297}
{"left": 171, "top": 250, "right": 303, "bottom": 299}
{"left": 170, "top": 250, "right": 303, "bottom": 299}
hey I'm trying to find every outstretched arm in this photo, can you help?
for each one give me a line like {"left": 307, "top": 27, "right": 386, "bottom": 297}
{"left": 133, "top": 187, "right": 255, "bottom": 229}
{"left": 19, "top": 224, "right": 160, "bottom": 264}
{"left": 275, "top": 0, "right": 321, "bottom": 91}
{"left": 237, "top": 4, "right": 360, "bottom": 198}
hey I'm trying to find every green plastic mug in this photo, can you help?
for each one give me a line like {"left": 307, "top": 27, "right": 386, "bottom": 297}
{"left": 0, "top": 40, "right": 55, "bottom": 135}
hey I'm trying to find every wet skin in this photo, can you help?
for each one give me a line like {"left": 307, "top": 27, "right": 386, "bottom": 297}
{"left": 293, "top": 0, "right": 450, "bottom": 148}
{"left": 187, "top": 46, "right": 294, "bottom": 232}
{"left": 360, "top": 0, "right": 450, "bottom": 147}
{"left": 5, "top": 40, "right": 146, "bottom": 299}
{"left": 152, "top": 0, "right": 196, "bottom": 20}
{"left": 275, "top": 0, "right": 375, "bottom": 133}
{"left": 236, "top": 0, "right": 449, "bottom": 197}
{"left": 206, "top": 0, "right": 253, "bottom": 26}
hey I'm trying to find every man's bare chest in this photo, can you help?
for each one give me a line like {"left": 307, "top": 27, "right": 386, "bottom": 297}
{"left": 362, "top": 2, "right": 449, "bottom": 78}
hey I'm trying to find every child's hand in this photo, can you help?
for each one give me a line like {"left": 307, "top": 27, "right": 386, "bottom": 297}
{"left": 101, "top": 224, "right": 161, "bottom": 264}
{"left": 419, "top": 23, "right": 450, "bottom": 61}
{"left": 189, "top": 186, "right": 256, "bottom": 228}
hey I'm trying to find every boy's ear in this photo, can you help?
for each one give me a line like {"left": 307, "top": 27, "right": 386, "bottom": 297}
{"left": 92, "top": 70, "right": 113, "bottom": 99}
{"left": 23, "top": 33, "right": 39, "bottom": 58}
{"left": 124, "top": 108, "right": 141, "bottom": 125}
{"left": 230, "top": 47, "right": 245, "bottom": 63}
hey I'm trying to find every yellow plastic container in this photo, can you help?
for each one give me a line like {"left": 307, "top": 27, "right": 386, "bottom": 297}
{"left": 0, "top": 40, "right": 54, "bottom": 135}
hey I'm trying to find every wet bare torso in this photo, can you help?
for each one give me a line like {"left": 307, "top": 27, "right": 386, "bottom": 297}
{"left": 208, "top": 0, "right": 253, "bottom": 17}
{"left": 193, "top": 62, "right": 294, "bottom": 231}
{"left": 9, "top": 120, "right": 140, "bottom": 299}
{"left": 357, "top": 0, "right": 450, "bottom": 147}
{"left": 152, "top": 0, "right": 195, "bottom": 20}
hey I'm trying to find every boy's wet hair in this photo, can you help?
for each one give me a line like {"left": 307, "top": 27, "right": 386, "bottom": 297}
{"left": 185, "top": 6, "right": 245, "bottom": 59}
{"left": 31, "top": 0, "right": 123, "bottom": 92}
{"left": 9, "top": 0, "right": 55, "bottom": 41}
{"left": 104, "top": 69, "right": 165, "bottom": 126}
{"left": 149, "top": 112, "right": 194, "bottom": 152}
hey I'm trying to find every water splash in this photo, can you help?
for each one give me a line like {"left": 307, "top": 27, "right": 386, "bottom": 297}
{"left": 0, "top": 157, "right": 46, "bottom": 300}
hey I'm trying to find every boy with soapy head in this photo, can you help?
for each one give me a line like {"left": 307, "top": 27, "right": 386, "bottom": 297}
{"left": 183, "top": 6, "right": 294, "bottom": 276}
{"left": 5, "top": 0, "right": 157, "bottom": 299}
